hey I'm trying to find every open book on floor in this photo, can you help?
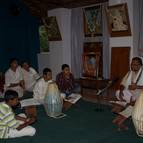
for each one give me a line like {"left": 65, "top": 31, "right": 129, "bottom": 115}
{"left": 64, "top": 93, "right": 82, "bottom": 104}
{"left": 51, "top": 113, "right": 67, "bottom": 119}
{"left": 20, "top": 98, "right": 41, "bottom": 107}
{"left": 109, "top": 100, "right": 127, "bottom": 107}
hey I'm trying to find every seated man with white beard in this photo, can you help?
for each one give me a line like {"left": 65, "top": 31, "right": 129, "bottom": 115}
{"left": 112, "top": 57, "right": 143, "bottom": 131}
{"left": 115, "top": 57, "right": 143, "bottom": 105}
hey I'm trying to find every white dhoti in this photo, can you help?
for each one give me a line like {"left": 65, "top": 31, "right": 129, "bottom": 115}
{"left": 8, "top": 126, "right": 36, "bottom": 138}
{"left": 116, "top": 89, "right": 140, "bottom": 104}
{"left": 119, "top": 105, "right": 133, "bottom": 118}
{"left": 8, "top": 113, "right": 36, "bottom": 138}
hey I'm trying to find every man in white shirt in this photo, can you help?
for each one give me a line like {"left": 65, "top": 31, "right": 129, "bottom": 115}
{"left": 112, "top": 59, "right": 143, "bottom": 131}
{"left": 33, "top": 68, "right": 52, "bottom": 104}
{"left": 21, "top": 61, "right": 40, "bottom": 92}
{"left": 5, "top": 59, "right": 24, "bottom": 98}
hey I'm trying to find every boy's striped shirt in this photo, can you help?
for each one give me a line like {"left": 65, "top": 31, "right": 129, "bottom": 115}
{"left": 0, "top": 102, "right": 19, "bottom": 138}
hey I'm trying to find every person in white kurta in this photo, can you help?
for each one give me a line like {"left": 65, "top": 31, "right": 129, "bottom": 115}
{"left": 21, "top": 61, "right": 40, "bottom": 92}
{"left": 116, "top": 57, "right": 143, "bottom": 104}
{"left": 112, "top": 57, "right": 143, "bottom": 131}
{"left": 5, "top": 59, "right": 24, "bottom": 98}
{"left": 33, "top": 68, "right": 52, "bottom": 104}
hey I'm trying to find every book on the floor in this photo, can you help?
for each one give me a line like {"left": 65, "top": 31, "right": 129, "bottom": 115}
{"left": 109, "top": 100, "right": 127, "bottom": 106}
{"left": 20, "top": 98, "right": 41, "bottom": 107}
{"left": 52, "top": 113, "right": 67, "bottom": 119}
{"left": 64, "top": 93, "right": 81, "bottom": 104}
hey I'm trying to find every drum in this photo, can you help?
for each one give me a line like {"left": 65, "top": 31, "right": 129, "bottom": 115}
{"left": 44, "top": 82, "right": 63, "bottom": 117}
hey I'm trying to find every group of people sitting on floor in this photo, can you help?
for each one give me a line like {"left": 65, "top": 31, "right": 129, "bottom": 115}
{"left": 1, "top": 56, "right": 143, "bottom": 139}
{"left": 0, "top": 58, "right": 80, "bottom": 139}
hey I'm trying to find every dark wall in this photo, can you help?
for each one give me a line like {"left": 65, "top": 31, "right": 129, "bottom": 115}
{"left": 0, "top": 0, "right": 40, "bottom": 72}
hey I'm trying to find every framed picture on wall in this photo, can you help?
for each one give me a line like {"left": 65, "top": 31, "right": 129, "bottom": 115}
{"left": 83, "top": 5, "right": 102, "bottom": 37}
{"left": 42, "top": 16, "right": 62, "bottom": 41}
{"left": 82, "top": 52, "right": 101, "bottom": 78}
{"left": 106, "top": 3, "right": 131, "bottom": 37}
{"left": 39, "top": 25, "right": 49, "bottom": 52}
{"left": 83, "top": 42, "right": 103, "bottom": 78}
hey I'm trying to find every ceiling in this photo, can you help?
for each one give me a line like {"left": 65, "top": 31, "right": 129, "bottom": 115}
{"left": 23, "top": 0, "right": 108, "bottom": 17}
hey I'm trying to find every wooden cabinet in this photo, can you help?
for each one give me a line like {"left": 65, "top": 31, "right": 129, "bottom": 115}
{"left": 110, "top": 47, "right": 130, "bottom": 90}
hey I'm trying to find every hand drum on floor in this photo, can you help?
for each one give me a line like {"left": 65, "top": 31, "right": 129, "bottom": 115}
{"left": 44, "top": 82, "right": 63, "bottom": 118}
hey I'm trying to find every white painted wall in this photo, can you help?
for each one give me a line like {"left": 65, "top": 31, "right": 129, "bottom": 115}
{"left": 37, "top": 53, "right": 50, "bottom": 75}
{"left": 38, "top": 0, "right": 134, "bottom": 79}
{"left": 38, "top": 8, "right": 71, "bottom": 80}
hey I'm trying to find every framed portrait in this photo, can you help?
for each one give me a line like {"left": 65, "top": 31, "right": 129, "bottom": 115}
{"left": 83, "top": 5, "right": 102, "bottom": 37}
{"left": 82, "top": 52, "right": 101, "bottom": 78}
{"left": 42, "top": 16, "right": 62, "bottom": 41}
{"left": 106, "top": 3, "right": 131, "bottom": 37}
{"left": 39, "top": 25, "right": 49, "bottom": 52}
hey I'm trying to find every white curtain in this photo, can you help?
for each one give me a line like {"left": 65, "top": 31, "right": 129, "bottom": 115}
{"left": 133, "top": 0, "right": 143, "bottom": 57}
{"left": 71, "top": 8, "right": 84, "bottom": 78}
{"left": 71, "top": 4, "right": 110, "bottom": 79}
{"left": 102, "top": 2, "right": 110, "bottom": 78}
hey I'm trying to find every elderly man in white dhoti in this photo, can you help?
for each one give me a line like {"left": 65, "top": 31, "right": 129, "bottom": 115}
{"left": 116, "top": 57, "right": 143, "bottom": 105}
{"left": 112, "top": 57, "right": 143, "bottom": 131}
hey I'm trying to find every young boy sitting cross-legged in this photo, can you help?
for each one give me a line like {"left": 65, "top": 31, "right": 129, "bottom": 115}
{"left": 0, "top": 90, "right": 36, "bottom": 139}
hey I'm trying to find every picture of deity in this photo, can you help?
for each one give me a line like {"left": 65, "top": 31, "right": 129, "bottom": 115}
{"left": 83, "top": 5, "right": 102, "bottom": 36}
{"left": 83, "top": 53, "right": 100, "bottom": 77}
